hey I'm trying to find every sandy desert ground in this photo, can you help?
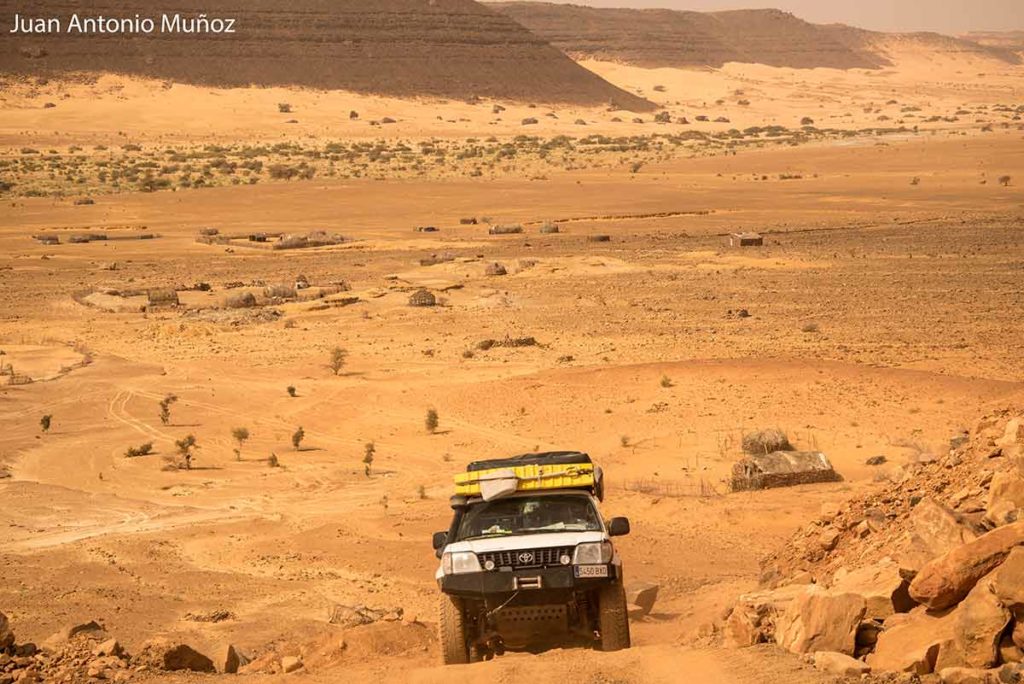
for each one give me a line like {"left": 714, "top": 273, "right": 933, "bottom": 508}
{"left": 1, "top": 33, "right": 1023, "bottom": 684}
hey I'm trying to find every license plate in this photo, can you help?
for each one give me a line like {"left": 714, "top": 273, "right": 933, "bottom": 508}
{"left": 575, "top": 565, "right": 609, "bottom": 578}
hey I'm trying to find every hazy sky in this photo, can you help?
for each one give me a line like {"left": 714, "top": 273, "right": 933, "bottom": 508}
{"left": 539, "top": 0, "right": 1024, "bottom": 33}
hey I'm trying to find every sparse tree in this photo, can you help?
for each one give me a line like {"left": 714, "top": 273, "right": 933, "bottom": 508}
{"left": 159, "top": 394, "right": 178, "bottom": 426}
{"left": 425, "top": 408, "right": 439, "bottom": 434}
{"left": 999, "top": 175, "right": 1012, "bottom": 187}
{"left": 363, "top": 441, "right": 376, "bottom": 477}
{"left": 175, "top": 434, "right": 197, "bottom": 469}
{"left": 417, "top": 484, "right": 427, "bottom": 500}
{"left": 620, "top": 435, "right": 630, "bottom": 448}
{"left": 292, "top": 426, "right": 305, "bottom": 450}
{"left": 40, "top": 414, "right": 52, "bottom": 433}
{"left": 287, "top": 385, "right": 297, "bottom": 397}
{"left": 232, "top": 427, "right": 250, "bottom": 460}
{"left": 327, "top": 347, "right": 348, "bottom": 376}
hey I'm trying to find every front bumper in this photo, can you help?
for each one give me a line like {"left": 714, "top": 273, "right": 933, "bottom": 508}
{"left": 439, "top": 564, "right": 619, "bottom": 598}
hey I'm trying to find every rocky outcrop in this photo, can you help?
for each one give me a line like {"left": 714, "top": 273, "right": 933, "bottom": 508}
{"left": 865, "top": 607, "right": 956, "bottom": 675}
{"left": 734, "top": 409, "right": 1024, "bottom": 679}
{"left": 774, "top": 587, "right": 866, "bottom": 655}
{"left": 909, "top": 522, "right": 1024, "bottom": 610}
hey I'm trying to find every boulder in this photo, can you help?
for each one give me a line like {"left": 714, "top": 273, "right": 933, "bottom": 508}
{"left": 994, "top": 547, "right": 1024, "bottom": 618}
{"left": 986, "top": 471, "right": 1024, "bottom": 527}
{"left": 1000, "top": 633, "right": 1023, "bottom": 664}
{"left": 281, "top": 655, "right": 303, "bottom": 673}
{"left": 831, "top": 558, "right": 915, "bottom": 620}
{"left": 137, "top": 639, "right": 215, "bottom": 672}
{"left": 775, "top": 586, "right": 866, "bottom": 655}
{"left": 937, "top": 668, "right": 996, "bottom": 684}
{"left": 909, "top": 521, "right": 1024, "bottom": 610}
{"left": 898, "top": 499, "right": 979, "bottom": 578}
{"left": 866, "top": 607, "right": 957, "bottom": 675}
{"left": 625, "top": 582, "right": 659, "bottom": 616}
{"left": 218, "top": 644, "right": 249, "bottom": 674}
{"left": 947, "top": 572, "right": 1011, "bottom": 669}
{"left": 725, "top": 585, "right": 805, "bottom": 647}
{"left": 91, "top": 639, "right": 122, "bottom": 658}
{"left": 811, "top": 651, "right": 871, "bottom": 676}
{"left": 0, "top": 612, "right": 13, "bottom": 651}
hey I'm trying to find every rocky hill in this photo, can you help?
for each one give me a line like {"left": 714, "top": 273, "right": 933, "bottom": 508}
{"left": 490, "top": 3, "right": 1022, "bottom": 70}
{"left": 724, "top": 408, "right": 1024, "bottom": 679}
{"left": 0, "top": 0, "right": 652, "bottom": 109}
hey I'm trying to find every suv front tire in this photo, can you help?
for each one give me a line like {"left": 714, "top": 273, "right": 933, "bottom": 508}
{"left": 439, "top": 593, "right": 474, "bottom": 664}
{"left": 597, "top": 581, "right": 631, "bottom": 651}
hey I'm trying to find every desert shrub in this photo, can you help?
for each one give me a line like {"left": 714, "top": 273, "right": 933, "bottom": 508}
{"left": 363, "top": 441, "right": 375, "bottom": 476}
{"left": 224, "top": 292, "right": 257, "bottom": 309}
{"left": 660, "top": 375, "right": 673, "bottom": 388}
{"left": 292, "top": 426, "right": 305, "bottom": 449}
{"left": 287, "top": 385, "right": 297, "bottom": 397}
{"left": 539, "top": 222, "right": 559, "bottom": 234}
{"left": 588, "top": 235, "right": 611, "bottom": 242}
{"left": 801, "top": 117, "right": 814, "bottom": 126}
{"left": 328, "top": 347, "right": 348, "bottom": 375}
{"left": 125, "top": 442, "right": 154, "bottom": 458}
{"left": 40, "top": 414, "right": 52, "bottom": 432}
{"left": 232, "top": 426, "right": 250, "bottom": 454}
{"left": 425, "top": 408, "right": 439, "bottom": 434}
{"left": 910, "top": 177, "right": 921, "bottom": 186}
{"left": 999, "top": 175, "right": 1012, "bottom": 187}
{"left": 408, "top": 288, "right": 437, "bottom": 307}
{"left": 801, "top": 322, "right": 820, "bottom": 333}
{"left": 278, "top": 103, "right": 292, "bottom": 113}
{"left": 620, "top": 435, "right": 630, "bottom": 447}
{"left": 742, "top": 429, "right": 793, "bottom": 455}
{"left": 159, "top": 394, "right": 178, "bottom": 425}
{"left": 522, "top": 118, "right": 538, "bottom": 126}
{"left": 175, "top": 434, "right": 198, "bottom": 469}
{"left": 268, "top": 453, "right": 279, "bottom": 468}
{"left": 476, "top": 336, "right": 537, "bottom": 351}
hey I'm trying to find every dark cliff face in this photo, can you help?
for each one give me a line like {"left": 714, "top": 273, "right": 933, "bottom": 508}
{"left": 0, "top": 0, "right": 653, "bottom": 109}
{"left": 489, "top": 3, "right": 1021, "bottom": 70}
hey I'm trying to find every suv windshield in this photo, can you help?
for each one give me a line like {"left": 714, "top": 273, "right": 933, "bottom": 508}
{"left": 455, "top": 494, "right": 602, "bottom": 540}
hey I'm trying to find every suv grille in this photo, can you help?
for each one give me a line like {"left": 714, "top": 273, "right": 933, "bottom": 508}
{"left": 477, "top": 546, "right": 573, "bottom": 570}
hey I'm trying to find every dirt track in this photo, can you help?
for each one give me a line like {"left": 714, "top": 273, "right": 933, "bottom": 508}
{"left": 0, "top": 41, "right": 1022, "bottom": 681}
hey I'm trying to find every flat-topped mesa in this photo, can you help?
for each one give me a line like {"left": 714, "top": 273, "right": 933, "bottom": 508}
{"left": 490, "top": 3, "right": 1021, "bottom": 70}
{"left": 0, "top": 0, "right": 653, "bottom": 109}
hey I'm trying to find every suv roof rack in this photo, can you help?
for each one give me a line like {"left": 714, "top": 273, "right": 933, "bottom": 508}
{"left": 466, "top": 451, "right": 591, "bottom": 472}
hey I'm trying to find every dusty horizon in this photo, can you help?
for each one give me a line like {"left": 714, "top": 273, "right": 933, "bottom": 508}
{"left": 521, "top": 0, "right": 1024, "bottom": 34}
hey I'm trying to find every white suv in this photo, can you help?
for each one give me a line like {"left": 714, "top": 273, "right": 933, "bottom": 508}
{"left": 433, "top": 482, "right": 631, "bottom": 663}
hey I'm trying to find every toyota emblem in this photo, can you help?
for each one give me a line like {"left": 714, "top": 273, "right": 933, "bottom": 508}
{"left": 518, "top": 552, "right": 535, "bottom": 564}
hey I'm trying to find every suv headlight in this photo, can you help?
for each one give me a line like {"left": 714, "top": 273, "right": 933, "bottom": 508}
{"left": 573, "top": 542, "right": 613, "bottom": 565}
{"left": 441, "top": 551, "right": 482, "bottom": 575}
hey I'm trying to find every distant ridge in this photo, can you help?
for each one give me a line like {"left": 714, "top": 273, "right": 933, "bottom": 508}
{"left": 489, "top": 3, "right": 1022, "bottom": 70}
{"left": 0, "top": 0, "right": 653, "bottom": 109}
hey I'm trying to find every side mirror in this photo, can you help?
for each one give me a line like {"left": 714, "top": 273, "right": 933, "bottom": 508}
{"left": 608, "top": 517, "right": 630, "bottom": 537}
{"left": 432, "top": 531, "right": 448, "bottom": 551}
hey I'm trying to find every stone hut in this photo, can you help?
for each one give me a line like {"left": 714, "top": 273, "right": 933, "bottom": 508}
{"left": 730, "top": 451, "right": 841, "bottom": 492}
